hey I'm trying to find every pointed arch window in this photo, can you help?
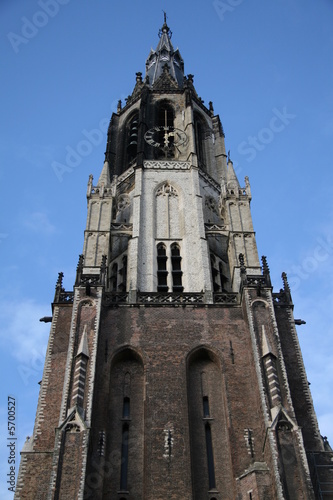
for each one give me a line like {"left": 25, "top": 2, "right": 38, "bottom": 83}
{"left": 157, "top": 243, "right": 168, "bottom": 292}
{"left": 155, "top": 182, "right": 180, "bottom": 240}
{"left": 194, "top": 112, "right": 209, "bottom": 170}
{"left": 210, "top": 254, "right": 229, "bottom": 292}
{"left": 126, "top": 113, "right": 139, "bottom": 165}
{"left": 171, "top": 244, "right": 183, "bottom": 292}
{"left": 157, "top": 102, "right": 174, "bottom": 128}
{"left": 156, "top": 243, "right": 184, "bottom": 292}
{"left": 187, "top": 349, "right": 234, "bottom": 496}
{"left": 105, "top": 351, "right": 144, "bottom": 498}
{"left": 110, "top": 253, "right": 128, "bottom": 292}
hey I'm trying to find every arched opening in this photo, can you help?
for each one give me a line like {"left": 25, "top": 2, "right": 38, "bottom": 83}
{"left": 126, "top": 112, "right": 139, "bottom": 166}
{"left": 157, "top": 243, "right": 168, "bottom": 292}
{"left": 187, "top": 347, "right": 234, "bottom": 498}
{"left": 171, "top": 244, "right": 183, "bottom": 292}
{"left": 103, "top": 348, "right": 144, "bottom": 498}
{"left": 210, "top": 253, "right": 229, "bottom": 293}
{"left": 194, "top": 112, "right": 208, "bottom": 170}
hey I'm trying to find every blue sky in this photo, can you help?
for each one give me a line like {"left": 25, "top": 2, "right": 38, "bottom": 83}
{"left": 1, "top": 0, "right": 333, "bottom": 497}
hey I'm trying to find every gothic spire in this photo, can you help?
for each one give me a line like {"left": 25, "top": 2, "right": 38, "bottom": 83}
{"left": 145, "top": 14, "right": 184, "bottom": 88}
{"left": 226, "top": 156, "right": 240, "bottom": 189}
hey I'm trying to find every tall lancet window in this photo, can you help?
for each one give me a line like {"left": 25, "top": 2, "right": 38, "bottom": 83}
{"left": 201, "top": 371, "right": 216, "bottom": 490}
{"left": 171, "top": 244, "right": 183, "bottom": 292}
{"left": 155, "top": 182, "right": 180, "bottom": 240}
{"left": 194, "top": 112, "right": 208, "bottom": 170}
{"left": 126, "top": 113, "right": 139, "bottom": 166}
{"left": 105, "top": 350, "right": 144, "bottom": 498}
{"left": 187, "top": 349, "right": 234, "bottom": 497}
{"left": 157, "top": 243, "right": 168, "bottom": 292}
{"left": 120, "top": 372, "right": 131, "bottom": 492}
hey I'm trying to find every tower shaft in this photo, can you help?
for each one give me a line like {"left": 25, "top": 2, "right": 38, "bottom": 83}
{"left": 15, "top": 20, "right": 332, "bottom": 500}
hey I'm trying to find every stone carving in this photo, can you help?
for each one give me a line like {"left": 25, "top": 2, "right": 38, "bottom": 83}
{"left": 116, "top": 194, "right": 130, "bottom": 213}
{"left": 156, "top": 183, "right": 178, "bottom": 197}
{"left": 205, "top": 196, "right": 218, "bottom": 215}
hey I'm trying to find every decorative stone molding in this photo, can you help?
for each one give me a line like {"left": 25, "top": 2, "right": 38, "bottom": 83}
{"left": 144, "top": 160, "right": 191, "bottom": 170}
{"left": 204, "top": 223, "right": 227, "bottom": 233}
{"left": 110, "top": 223, "right": 133, "bottom": 234}
{"left": 138, "top": 292, "right": 205, "bottom": 304}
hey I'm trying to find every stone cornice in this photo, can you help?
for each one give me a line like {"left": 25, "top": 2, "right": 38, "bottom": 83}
{"left": 144, "top": 160, "right": 191, "bottom": 170}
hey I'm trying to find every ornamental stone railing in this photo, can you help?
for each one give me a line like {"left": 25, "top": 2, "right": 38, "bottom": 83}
{"left": 137, "top": 292, "right": 205, "bottom": 304}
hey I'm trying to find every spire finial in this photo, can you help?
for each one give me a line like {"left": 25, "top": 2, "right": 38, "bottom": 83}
{"left": 159, "top": 11, "right": 172, "bottom": 38}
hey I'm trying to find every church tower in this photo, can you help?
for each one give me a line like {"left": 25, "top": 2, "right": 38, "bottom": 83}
{"left": 16, "top": 18, "right": 333, "bottom": 500}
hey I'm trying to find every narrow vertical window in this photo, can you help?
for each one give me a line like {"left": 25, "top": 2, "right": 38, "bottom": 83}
{"left": 120, "top": 423, "right": 129, "bottom": 491}
{"left": 171, "top": 244, "right": 183, "bottom": 292}
{"left": 201, "top": 379, "right": 216, "bottom": 490}
{"left": 119, "top": 255, "right": 127, "bottom": 291}
{"left": 111, "top": 263, "right": 118, "bottom": 291}
{"left": 203, "top": 396, "right": 210, "bottom": 418}
{"left": 157, "top": 244, "right": 168, "bottom": 292}
{"left": 196, "top": 120, "right": 204, "bottom": 164}
{"left": 120, "top": 394, "right": 130, "bottom": 491}
{"left": 194, "top": 113, "right": 207, "bottom": 169}
{"left": 205, "top": 423, "right": 216, "bottom": 490}
{"left": 127, "top": 114, "right": 139, "bottom": 164}
{"left": 123, "top": 397, "right": 130, "bottom": 419}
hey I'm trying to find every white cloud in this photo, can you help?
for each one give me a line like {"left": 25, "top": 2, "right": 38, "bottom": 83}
{"left": 0, "top": 299, "right": 49, "bottom": 367}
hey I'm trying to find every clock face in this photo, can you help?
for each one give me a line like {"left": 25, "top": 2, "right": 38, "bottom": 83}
{"left": 144, "top": 126, "right": 187, "bottom": 150}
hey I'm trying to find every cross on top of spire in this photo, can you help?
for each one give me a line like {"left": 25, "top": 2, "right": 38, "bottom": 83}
{"left": 159, "top": 11, "right": 172, "bottom": 39}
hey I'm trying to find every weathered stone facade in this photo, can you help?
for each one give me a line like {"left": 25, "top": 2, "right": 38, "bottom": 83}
{"left": 16, "top": 18, "right": 333, "bottom": 500}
